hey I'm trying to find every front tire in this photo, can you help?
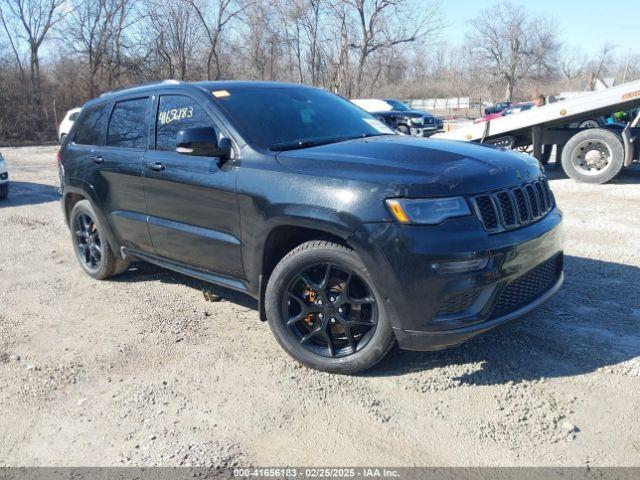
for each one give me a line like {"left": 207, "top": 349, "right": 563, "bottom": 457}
{"left": 265, "top": 241, "right": 395, "bottom": 374}
{"left": 69, "top": 200, "right": 130, "bottom": 280}
{"left": 561, "top": 128, "right": 624, "bottom": 184}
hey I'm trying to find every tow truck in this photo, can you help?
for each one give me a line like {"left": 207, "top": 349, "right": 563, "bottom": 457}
{"left": 434, "top": 79, "right": 640, "bottom": 183}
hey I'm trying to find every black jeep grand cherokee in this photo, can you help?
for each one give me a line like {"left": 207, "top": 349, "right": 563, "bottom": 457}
{"left": 59, "top": 80, "right": 563, "bottom": 374}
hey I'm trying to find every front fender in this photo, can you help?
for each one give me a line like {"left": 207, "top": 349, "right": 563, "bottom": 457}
{"left": 240, "top": 202, "right": 364, "bottom": 293}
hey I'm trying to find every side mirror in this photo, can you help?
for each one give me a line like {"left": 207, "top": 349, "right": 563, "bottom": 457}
{"left": 176, "top": 127, "right": 232, "bottom": 160}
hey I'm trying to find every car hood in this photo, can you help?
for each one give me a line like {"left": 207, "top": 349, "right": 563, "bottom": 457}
{"left": 276, "top": 135, "right": 542, "bottom": 197}
{"left": 375, "top": 110, "right": 425, "bottom": 119}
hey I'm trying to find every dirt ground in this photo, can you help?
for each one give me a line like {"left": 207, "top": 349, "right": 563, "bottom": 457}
{"left": 0, "top": 146, "right": 639, "bottom": 467}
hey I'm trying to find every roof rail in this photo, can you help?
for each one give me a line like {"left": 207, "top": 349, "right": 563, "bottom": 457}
{"left": 99, "top": 79, "right": 183, "bottom": 98}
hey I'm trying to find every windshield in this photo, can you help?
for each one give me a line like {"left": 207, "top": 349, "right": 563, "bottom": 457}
{"left": 212, "top": 87, "right": 394, "bottom": 151}
{"left": 384, "top": 99, "right": 411, "bottom": 111}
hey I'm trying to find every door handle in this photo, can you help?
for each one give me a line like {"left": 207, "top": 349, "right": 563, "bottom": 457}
{"left": 145, "top": 162, "right": 165, "bottom": 172}
{"left": 91, "top": 156, "right": 104, "bottom": 164}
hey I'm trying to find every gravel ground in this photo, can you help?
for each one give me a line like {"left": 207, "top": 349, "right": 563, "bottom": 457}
{"left": 0, "top": 146, "right": 639, "bottom": 467}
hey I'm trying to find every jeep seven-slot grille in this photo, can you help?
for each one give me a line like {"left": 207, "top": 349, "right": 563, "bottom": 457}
{"left": 472, "top": 178, "right": 555, "bottom": 232}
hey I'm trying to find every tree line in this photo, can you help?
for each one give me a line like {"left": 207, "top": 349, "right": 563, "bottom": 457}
{"left": 0, "top": 0, "right": 637, "bottom": 144}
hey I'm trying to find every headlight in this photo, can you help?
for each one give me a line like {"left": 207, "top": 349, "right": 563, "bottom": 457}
{"left": 410, "top": 117, "right": 423, "bottom": 125}
{"left": 386, "top": 197, "right": 471, "bottom": 225}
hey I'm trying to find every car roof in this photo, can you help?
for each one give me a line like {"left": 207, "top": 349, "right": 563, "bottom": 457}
{"left": 81, "top": 79, "right": 317, "bottom": 110}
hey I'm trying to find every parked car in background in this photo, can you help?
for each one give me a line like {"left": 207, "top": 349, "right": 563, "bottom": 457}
{"left": 59, "top": 80, "right": 563, "bottom": 374}
{"left": 58, "top": 107, "right": 82, "bottom": 143}
{"left": 0, "top": 151, "right": 8, "bottom": 199}
{"left": 351, "top": 98, "right": 443, "bottom": 137}
{"left": 484, "top": 101, "right": 512, "bottom": 115}
{"left": 475, "top": 102, "right": 534, "bottom": 123}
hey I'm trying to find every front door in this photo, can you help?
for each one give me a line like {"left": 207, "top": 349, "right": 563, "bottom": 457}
{"left": 141, "top": 93, "right": 243, "bottom": 278}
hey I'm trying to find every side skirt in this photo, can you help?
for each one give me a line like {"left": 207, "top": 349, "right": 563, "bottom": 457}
{"left": 124, "top": 247, "right": 253, "bottom": 296}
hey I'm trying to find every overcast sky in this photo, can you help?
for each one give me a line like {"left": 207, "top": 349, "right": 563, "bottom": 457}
{"left": 441, "top": 0, "right": 637, "bottom": 56}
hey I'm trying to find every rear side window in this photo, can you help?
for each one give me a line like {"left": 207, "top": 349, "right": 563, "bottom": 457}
{"left": 156, "top": 95, "right": 217, "bottom": 151}
{"left": 74, "top": 104, "right": 110, "bottom": 145}
{"left": 107, "top": 97, "right": 150, "bottom": 149}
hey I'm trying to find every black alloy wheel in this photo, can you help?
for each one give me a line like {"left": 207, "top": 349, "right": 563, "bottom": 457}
{"left": 69, "top": 200, "right": 130, "bottom": 280}
{"left": 282, "top": 262, "right": 378, "bottom": 358}
{"left": 74, "top": 212, "right": 102, "bottom": 271}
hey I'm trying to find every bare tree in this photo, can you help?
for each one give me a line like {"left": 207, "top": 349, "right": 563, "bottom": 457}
{"left": 468, "top": 1, "right": 560, "bottom": 101}
{"left": 63, "top": 0, "right": 136, "bottom": 97}
{"left": 0, "top": 0, "right": 67, "bottom": 92}
{"left": 560, "top": 45, "right": 589, "bottom": 81}
{"left": 0, "top": 0, "right": 67, "bottom": 134}
{"left": 144, "top": 0, "right": 200, "bottom": 80}
{"left": 302, "top": 0, "right": 324, "bottom": 86}
{"left": 0, "top": 0, "right": 634, "bottom": 144}
{"left": 587, "top": 42, "right": 615, "bottom": 90}
{"left": 340, "top": 0, "right": 442, "bottom": 96}
{"left": 188, "top": 0, "right": 252, "bottom": 80}
{"left": 242, "top": 1, "right": 284, "bottom": 81}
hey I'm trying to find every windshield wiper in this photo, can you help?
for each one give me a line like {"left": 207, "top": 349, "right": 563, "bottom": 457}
{"left": 269, "top": 138, "right": 334, "bottom": 151}
{"left": 269, "top": 133, "right": 393, "bottom": 151}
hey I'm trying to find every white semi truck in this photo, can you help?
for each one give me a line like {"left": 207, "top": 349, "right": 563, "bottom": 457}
{"left": 434, "top": 79, "right": 640, "bottom": 184}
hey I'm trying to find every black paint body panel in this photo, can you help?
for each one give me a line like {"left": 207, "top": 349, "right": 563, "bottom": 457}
{"left": 59, "top": 81, "right": 563, "bottom": 351}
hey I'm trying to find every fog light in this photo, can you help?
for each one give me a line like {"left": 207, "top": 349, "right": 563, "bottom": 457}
{"left": 431, "top": 257, "right": 488, "bottom": 274}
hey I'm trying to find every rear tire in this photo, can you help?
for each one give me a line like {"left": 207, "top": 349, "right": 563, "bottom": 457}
{"left": 265, "top": 240, "right": 395, "bottom": 374}
{"left": 561, "top": 128, "right": 624, "bottom": 184}
{"left": 69, "top": 200, "right": 130, "bottom": 280}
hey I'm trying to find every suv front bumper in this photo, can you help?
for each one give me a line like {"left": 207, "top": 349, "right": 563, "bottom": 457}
{"left": 350, "top": 209, "right": 563, "bottom": 351}
{"left": 410, "top": 126, "right": 437, "bottom": 137}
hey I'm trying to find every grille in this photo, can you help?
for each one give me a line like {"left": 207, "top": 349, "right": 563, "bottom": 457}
{"left": 472, "top": 178, "right": 555, "bottom": 232}
{"left": 437, "top": 290, "right": 481, "bottom": 316}
{"left": 474, "top": 195, "right": 499, "bottom": 230}
{"left": 491, "top": 254, "right": 562, "bottom": 318}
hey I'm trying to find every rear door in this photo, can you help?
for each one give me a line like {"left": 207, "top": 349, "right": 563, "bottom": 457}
{"left": 141, "top": 93, "right": 243, "bottom": 278}
{"left": 99, "top": 96, "right": 154, "bottom": 252}
{"left": 64, "top": 99, "right": 153, "bottom": 253}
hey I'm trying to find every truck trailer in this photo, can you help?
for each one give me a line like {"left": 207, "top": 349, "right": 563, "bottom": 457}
{"left": 434, "top": 79, "right": 640, "bottom": 184}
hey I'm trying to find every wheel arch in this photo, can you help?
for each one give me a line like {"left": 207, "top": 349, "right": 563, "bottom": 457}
{"left": 256, "top": 223, "right": 355, "bottom": 321}
{"left": 62, "top": 186, "right": 121, "bottom": 257}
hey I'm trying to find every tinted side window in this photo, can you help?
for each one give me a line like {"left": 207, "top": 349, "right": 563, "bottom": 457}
{"left": 107, "top": 98, "right": 150, "bottom": 148}
{"left": 156, "top": 95, "right": 217, "bottom": 151}
{"left": 74, "top": 104, "right": 110, "bottom": 145}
